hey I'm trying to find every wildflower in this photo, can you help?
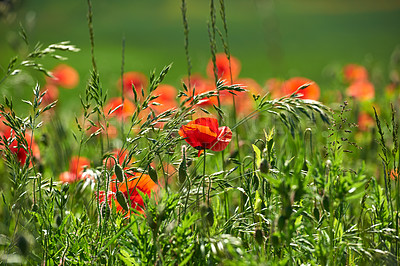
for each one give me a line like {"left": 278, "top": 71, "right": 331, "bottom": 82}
{"left": 219, "top": 78, "right": 261, "bottom": 116}
{"left": 59, "top": 156, "right": 91, "bottom": 183}
{"left": 390, "top": 168, "right": 398, "bottom": 180}
{"left": 41, "top": 84, "right": 59, "bottom": 106}
{"left": 281, "top": 77, "right": 320, "bottom": 101}
{"left": 346, "top": 80, "right": 375, "bottom": 101}
{"left": 357, "top": 112, "right": 375, "bottom": 131}
{"left": 179, "top": 117, "right": 232, "bottom": 157}
{"left": 0, "top": 128, "right": 40, "bottom": 166}
{"left": 265, "top": 78, "right": 283, "bottom": 99}
{"left": 47, "top": 64, "right": 79, "bottom": 89}
{"left": 100, "top": 172, "right": 158, "bottom": 215}
{"left": 118, "top": 71, "right": 148, "bottom": 99}
{"left": 150, "top": 84, "right": 178, "bottom": 114}
{"left": 182, "top": 74, "right": 218, "bottom": 107}
{"left": 343, "top": 64, "right": 368, "bottom": 83}
{"left": 105, "top": 97, "right": 136, "bottom": 120}
{"left": 206, "top": 53, "right": 241, "bottom": 82}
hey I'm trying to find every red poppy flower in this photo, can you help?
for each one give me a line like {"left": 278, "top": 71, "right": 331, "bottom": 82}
{"left": 150, "top": 84, "right": 178, "bottom": 114}
{"left": 59, "top": 156, "right": 91, "bottom": 183}
{"left": 179, "top": 117, "right": 232, "bottom": 156}
{"left": 390, "top": 169, "right": 399, "bottom": 181}
{"left": 357, "top": 112, "right": 375, "bottom": 131}
{"left": 47, "top": 64, "right": 79, "bottom": 89}
{"left": 105, "top": 97, "right": 136, "bottom": 120}
{"left": 0, "top": 127, "right": 40, "bottom": 166}
{"left": 41, "top": 84, "right": 59, "bottom": 106}
{"left": 118, "top": 71, "right": 148, "bottom": 99}
{"left": 265, "top": 78, "right": 284, "bottom": 99}
{"left": 182, "top": 74, "right": 218, "bottom": 107}
{"left": 346, "top": 80, "right": 375, "bottom": 101}
{"left": 206, "top": 53, "right": 241, "bottom": 82}
{"left": 100, "top": 172, "right": 158, "bottom": 216}
{"left": 343, "top": 64, "right": 368, "bottom": 83}
{"left": 281, "top": 77, "right": 320, "bottom": 101}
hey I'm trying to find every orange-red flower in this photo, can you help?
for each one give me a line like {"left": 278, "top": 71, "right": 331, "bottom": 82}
{"left": 99, "top": 172, "right": 158, "bottom": 215}
{"left": 219, "top": 78, "right": 261, "bottom": 116}
{"left": 281, "top": 77, "right": 320, "bottom": 101}
{"left": 265, "top": 78, "right": 284, "bottom": 99}
{"left": 357, "top": 112, "right": 375, "bottom": 131}
{"left": 105, "top": 97, "right": 136, "bottom": 120}
{"left": 343, "top": 64, "right": 368, "bottom": 83}
{"left": 346, "top": 80, "right": 375, "bottom": 101}
{"left": 118, "top": 71, "right": 148, "bottom": 99}
{"left": 59, "top": 156, "right": 91, "bottom": 183}
{"left": 47, "top": 64, "right": 79, "bottom": 89}
{"left": 41, "top": 84, "right": 59, "bottom": 106}
{"left": 182, "top": 74, "right": 218, "bottom": 107}
{"left": 150, "top": 84, "right": 178, "bottom": 114}
{"left": 206, "top": 53, "right": 241, "bottom": 82}
{"left": 179, "top": 117, "right": 232, "bottom": 156}
{"left": 0, "top": 128, "right": 40, "bottom": 166}
{"left": 390, "top": 168, "right": 398, "bottom": 181}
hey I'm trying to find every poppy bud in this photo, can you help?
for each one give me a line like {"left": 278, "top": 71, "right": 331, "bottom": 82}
{"left": 16, "top": 235, "right": 29, "bottom": 256}
{"left": 206, "top": 206, "right": 214, "bottom": 226}
{"left": 254, "top": 229, "right": 264, "bottom": 245}
{"left": 116, "top": 191, "right": 129, "bottom": 212}
{"left": 260, "top": 159, "right": 270, "bottom": 174}
{"left": 277, "top": 215, "right": 286, "bottom": 231}
{"left": 148, "top": 165, "right": 158, "bottom": 183}
{"left": 101, "top": 203, "right": 110, "bottom": 221}
{"left": 313, "top": 207, "right": 320, "bottom": 220}
{"left": 56, "top": 214, "right": 62, "bottom": 227}
{"left": 323, "top": 195, "right": 330, "bottom": 211}
{"left": 271, "top": 233, "right": 280, "bottom": 247}
{"left": 114, "top": 163, "right": 124, "bottom": 183}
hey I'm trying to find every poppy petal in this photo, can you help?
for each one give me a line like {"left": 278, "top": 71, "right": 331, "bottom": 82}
{"left": 211, "top": 126, "right": 232, "bottom": 152}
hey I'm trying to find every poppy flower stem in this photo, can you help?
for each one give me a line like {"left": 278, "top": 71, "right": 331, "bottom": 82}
{"left": 203, "top": 148, "right": 207, "bottom": 205}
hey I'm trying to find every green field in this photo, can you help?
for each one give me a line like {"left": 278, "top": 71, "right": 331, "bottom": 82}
{"left": 1, "top": 0, "right": 400, "bottom": 111}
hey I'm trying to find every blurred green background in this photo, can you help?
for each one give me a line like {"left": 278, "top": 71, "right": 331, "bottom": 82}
{"left": 1, "top": 0, "right": 400, "bottom": 113}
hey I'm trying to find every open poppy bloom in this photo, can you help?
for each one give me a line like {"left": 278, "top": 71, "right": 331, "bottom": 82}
{"left": 105, "top": 97, "right": 136, "bottom": 121}
{"left": 150, "top": 84, "right": 178, "bottom": 114}
{"left": 265, "top": 78, "right": 284, "bottom": 99}
{"left": 99, "top": 172, "right": 158, "bottom": 216}
{"left": 0, "top": 128, "right": 40, "bottom": 166}
{"left": 118, "top": 71, "right": 148, "bottom": 99}
{"left": 47, "top": 64, "right": 79, "bottom": 89}
{"left": 179, "top": 117, "right": 232, "bottom": 157}
{"left": 357, "top": 111, "right": 375, "bottom": 131}
{"left": 182, "top": 74, "right": 218, "bottom": 107}
{"left": 206, "top": 53, "right": 241, "bottom": 83}
{"left": 281, "top": 77, "right": 320, "bottom": 101}
{"left": 59, "top": 156, "right": 91, "bottom": 183}
{"left": 343, "top": 64, "right": 368, "bottom": 83}
{"left": 346, "top": 80, "right": 375, "bottom": 101}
